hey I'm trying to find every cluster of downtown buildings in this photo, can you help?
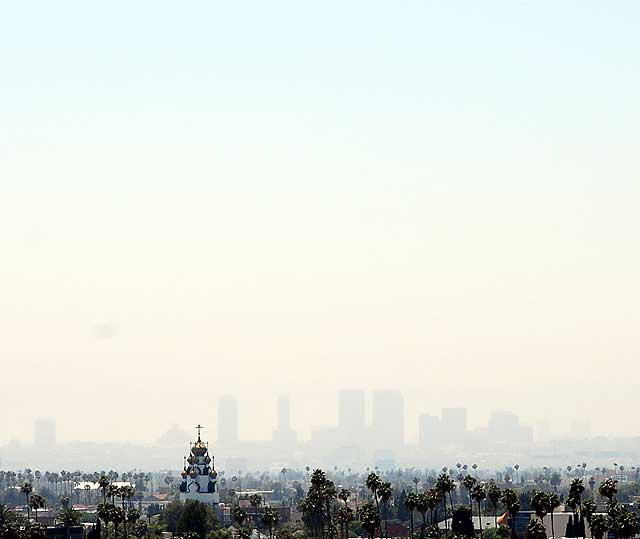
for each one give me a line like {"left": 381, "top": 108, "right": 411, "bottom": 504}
{"left": 215, "top": 390, "right": 534, "bottom": 468}
{"left": 4, "top": 391, "right": 627, "bottom": 472}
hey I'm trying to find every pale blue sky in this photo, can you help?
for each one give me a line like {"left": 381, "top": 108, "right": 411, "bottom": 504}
{"left": 1, "top": 1, "right": 640, "bottom": 444}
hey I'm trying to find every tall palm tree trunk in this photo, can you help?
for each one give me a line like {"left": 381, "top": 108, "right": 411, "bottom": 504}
{"left": 409, "top": 510, "right": 414, "bottom": 539}
{"left": 443, "top": 496, "right": 448, "bottom": 531}
{"left": 383, "top": 503, "right": 388, "bottom": 539}
{"left": 477, "top": 502, "right": 482, "bottom": 538}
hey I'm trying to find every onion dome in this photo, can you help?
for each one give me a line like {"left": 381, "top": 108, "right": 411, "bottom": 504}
{"left": 191, "top": 440, "right": 208, "bottom": 457}
{"left": 189, "top": 468, "right": 198, "bottom": 478}
{"left": 181, "top": 469, "right": 187, "bottom": 479}
{"left": 187, "top": 455, "right": 195, "bottom": 465}
{"left": 209, "top": 470, "right": 218, "bottom": 479}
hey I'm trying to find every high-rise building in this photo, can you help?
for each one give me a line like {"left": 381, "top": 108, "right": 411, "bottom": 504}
{"left": 371, "top": 390, "right": 404, "bottom": 449}
{"left": 487, "top": 410, "right": 532, "bottom": 444}
{"left": 217, "top": 396, "right": 239, "bottom": 443}
{"left": 34, "top": 418, "right": 56, "bottom": 448}
{"left": 276, "top": 396, "right": 290, "bottom": 431}
{"left": 338, "top": 390, "right": 365, "bottom": 434}
{"left": 440, "top": 408, "right": 467, "bottom": 444}
{"left": 418, "top": 414, "right": 441, "bottom": 449}
{"left": 273, "top": 396, "right": 297, "bottom": 445}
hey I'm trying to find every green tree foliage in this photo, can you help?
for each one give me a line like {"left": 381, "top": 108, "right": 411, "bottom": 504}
{"left": 335, "top": 506, "right": 354, "bottom": 539}
{"left": 451, "top": 505, "right": 475, "bottom": 537}
{"left": 378, "top": 481, "right": 393, "bottom": 539}
{"left": 404, "top": 491, "right": 418, "bottom": 538}
{"left": 500, "top": 489, "right": 520, "bottom": 539}
{"left": 527, "top": 519, "right": 547, "bottom": 539}
{"left": 588, "top": 514, "right": 609, "bottom": 539}
{"left": 298, "top": 469, "right": 338, "bottom": 539}
{"left": 261, "top": 507, "right": 279, "bottom": 539}
{"left": 177, "top": 500, "right": 219, "bottom": 539}
{"left": 471, "top": 483, "right": 487, "bottom": 537}
{"left": 486, "top": 481, "right": 502, "bottom": 529}
{"left": 160, "top": 502, "right": 184, "bottom": 533}
{"left": 545, "top": 493, "right": 560, "bottom": 539}
{"left": 599, "top": 479, "right": 618, "bottom": 501}
{"left": 231, "top": 506, "right": 248, "bottom": 527}
{"left": 529, "top": 491, "right": 548, "bottom": 520}
{"left": 359, "top": 502, "right": 381, "bottom": 539}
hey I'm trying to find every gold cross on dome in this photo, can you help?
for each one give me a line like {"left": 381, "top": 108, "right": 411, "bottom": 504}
{"left": 195, "top": 424, "right": 203, "bottom": 439}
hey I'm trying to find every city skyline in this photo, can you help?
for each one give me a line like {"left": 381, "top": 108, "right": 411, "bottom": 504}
{"left": 3, "top": 389, "right": 594, "bottom": 448}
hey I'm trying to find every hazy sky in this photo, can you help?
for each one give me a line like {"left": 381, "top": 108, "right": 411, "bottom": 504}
{"left": 2, "top": 1, "right": 640, "bottom": 445}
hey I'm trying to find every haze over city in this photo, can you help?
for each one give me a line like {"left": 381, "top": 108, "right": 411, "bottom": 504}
{"left": 2, "top": 1, "right": 640, "bottom": 447}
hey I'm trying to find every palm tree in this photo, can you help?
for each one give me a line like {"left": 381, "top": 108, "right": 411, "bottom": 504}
{"left": 98, "top": 476, "right": 110, "bottom": 503}
{"left": 426, "top": 489, "right": 439, "bottom": 526}
{"left": 530, "top": 491, "right": 549, "bottom": 522}
{"left": 280, "top": 468, "right": 288, "bottom": 506}
{"left": 404, "top": 492, "right": 418, "bottom": 539}
{"left": 378, "top": 482, "right": 392, "bottom": 539}
{"left": 545, "top": 492, "right": 560, "bottom": 539}
{"left": 582, "top": 499, "right": 597, "bottom": 525}
{"left": 58, "top": 506, "right": 81, "bottom": 539}
{"left": 599, "top": 478, "right": 618, "bottom": 502}
{"left": 21, "top": 482, "right": 34, "bottom": 520}
{"left": 415, "top": 492, "right": 429, "bottom": 531}
{"left": 336, "top": 506, "right": 354, "bottom": 539}
{"left": 118, "top": 485, "right": 135, "bottom": 539}
{"left": 436, "top": 473, "right": 455, "bottom": 531}
{"left": 528, "top": 519, "right": 547, "bottom": 539}
{"left": 471, "top": 483, "right": 486, "bottom": 538}
{"left": 589, "top": 514, "right": 609, "bottom": 539}
{"left": 486, "top": 480, "right": 502, "bottom": 529}
{"left": 261, "top": 506, "right": 279, "bottom": 539}
{"left": 567, "top": 479, "right": 585, "bottom": 539}
{"left": 365, "top": 472, "right": 383, "bottom": 537}
{"left": 231, "top": 506, "right": 248, "bottom": 528}
{"left": 98, "top": 502, "right": 114, "bottom": 539}
{"left": 463, "top": 475, "right": 477, "bottom": 508}
{"left": 28, "top": 495, "right": 45, "bottom": 523}
{"left": 360, "top": 502, "right": 382, "bottom": 539}
{"left": 500, "top": 488, "right": 520, "bottom": 539}
{"left": 112, "top": 506, "right": 126, "bottom": 539}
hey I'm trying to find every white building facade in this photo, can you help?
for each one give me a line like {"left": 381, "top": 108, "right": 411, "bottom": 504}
{"left": 179, "top": 425, "right": 219, "bottom": 507}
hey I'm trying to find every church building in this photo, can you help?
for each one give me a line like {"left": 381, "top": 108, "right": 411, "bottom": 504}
{"left": 179, "top": 424, "right": 219, "bottom": 507}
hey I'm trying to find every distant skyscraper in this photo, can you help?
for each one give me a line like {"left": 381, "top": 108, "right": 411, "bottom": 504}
{"left": 371, "top": 390, "right": 404, "bottom": 449}
{"left": 273, "top": 396, "right": 297, "bottom": 445}
{"left": 34, "top": 418, "right": 56, "bottom": 448}
{"left": 440, "top": 408, "right": 467, "bottom": 444}
{"left": 217, "top": 396, "right": 239, "bottom": 443}
{"left": 338, "top": 390, "right": 365, "bottom": 434}
{"left": 276, "top": 396, "right": 291, "bottom": 431}
{"left": 418, "top": 414, "right": 441, "bottom": 449}
{"left": 488, "top": 410, "right": 533, "bottom": 444}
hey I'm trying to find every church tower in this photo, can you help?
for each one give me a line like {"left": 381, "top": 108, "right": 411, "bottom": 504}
{"left": 179, "top": 425, "right": 219, "bottom": 507}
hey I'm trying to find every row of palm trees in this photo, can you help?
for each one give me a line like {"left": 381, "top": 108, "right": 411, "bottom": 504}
{"left": 230, "top": 498, "right": 280, "bottom": 539}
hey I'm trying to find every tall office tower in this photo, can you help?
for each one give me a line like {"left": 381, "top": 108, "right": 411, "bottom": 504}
{"left": 418, "top": 414, "right": 441, "bottom": 449}
{"left": 338, "top": 389, "right": 365, "bottom": 433}
{"left": 488, "top": 410, "right": 533, "bottom": 444}
{"left": 276, "top": 396, "right": 290, "bottom": 431}
{"left": 273, "top": 396, "right": 297, "bottom": 445}
{"left": 217, "top": 396, "right": 239, "bottom": 443}
{"left": 440, "top": 408, "right": 467, "bottom": 444}
{"left": 34, "top": 418, "right": 56, "bottom": 448}
{"left": 371, "top": 390, "right": 404, "bottom": 449}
